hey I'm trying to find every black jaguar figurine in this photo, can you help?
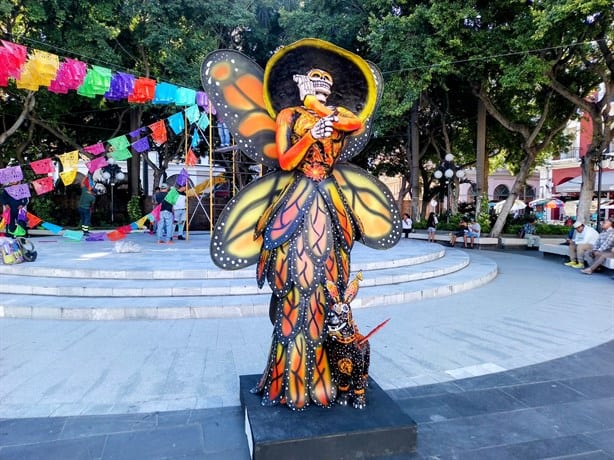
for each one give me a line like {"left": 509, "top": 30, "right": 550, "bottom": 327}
{"left": 325, "top": 272, "right": 389, "bottom": 409}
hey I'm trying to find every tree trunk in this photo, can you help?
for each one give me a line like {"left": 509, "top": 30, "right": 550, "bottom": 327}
{"left": 0, "top": 93, "right": 35, "bottom": 147}
{"left": 475, "top": 98, "right": 488, "bottom": 212}
{"left": 490, "top": 152, "right": 535, "bottom": 237}
{"left": 409, "top": 99, "right": 421, "bottom": 220}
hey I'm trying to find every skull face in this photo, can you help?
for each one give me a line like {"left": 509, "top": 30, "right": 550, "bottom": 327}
{"left": 327, "top": 302, "right": 351, "bottom": 335}
{"left": 307, "top": 68, "right": 333, "bottom": 101}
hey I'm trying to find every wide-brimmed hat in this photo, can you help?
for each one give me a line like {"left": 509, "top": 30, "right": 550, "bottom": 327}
{"left": 160, "top": 183, "right": 169, "bottom": 190}
{"left": 263, "top": 38, "right": 378, "bottom": 121}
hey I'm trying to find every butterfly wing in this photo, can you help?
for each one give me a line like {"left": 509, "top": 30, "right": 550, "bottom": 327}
{"left": 332, "top": 163, "right": 402, "bottom": 249}
{"left": 210, "top": 170, "right": 294, "bottom": 269}
{"left": 201, "top": 50, "right": 279, "bottom": 169}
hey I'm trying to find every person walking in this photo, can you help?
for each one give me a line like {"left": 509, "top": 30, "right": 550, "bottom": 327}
{"left": 77, "top": 174, "right": 96, "bottom": 235}
{"left": 154, "top": 183, "right": 174, "bottom": 244}
{"left": 402, "top": 213, "right": 413, "bottom": 238}
{"left": 427, "top": 212, "right": 438, "bottom": 243}
{"left": 174, "top": 187, "right": 187, "bottom": 240}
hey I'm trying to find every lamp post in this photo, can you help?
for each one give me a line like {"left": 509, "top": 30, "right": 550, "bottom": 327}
{"left": 101, "top": 157, "right": 125, "bottom": 223}
{"left": 433, "top": 153, "right": 466, "bottom": 222}
{"left": 595, "top": 151, "right": 614, "bottom": 231}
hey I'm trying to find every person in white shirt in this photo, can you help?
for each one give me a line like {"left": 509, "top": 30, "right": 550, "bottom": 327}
{"left": 173, "top": 188, "right": 187, "bottom": 240}
{"left": 402, "top": 213, "right": 413, "bottom": 238}
{"left": 565, "top": 221, "right": 599, "bottom": 268}
{"left": 463, "top": 218, "right": 481, "bottom": 249}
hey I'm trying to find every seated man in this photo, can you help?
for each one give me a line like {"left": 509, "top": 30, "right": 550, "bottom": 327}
{"left": 564, "top": 221, "right": 598, "bottom": 268}
{"left": 522, "top": 217, "right": 540, "bottom": 248}
{"left": 449, "top": 219, "right": 468, "bottom": 247}
{"left": 463, "top": 218, "right": 481, "bottom": 248}
{"left": 582, "top": 217, "right": 614, "bottom": 274}
{"left": 581, "top": 247, "right": 614, "bottom": 275}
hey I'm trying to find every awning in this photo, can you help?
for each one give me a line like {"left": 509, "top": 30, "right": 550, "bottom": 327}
{"left": 556, "top": 171, "right": 614, "bottom": 193}
{"left": 563, "top": 199, "right": 611, "bottom": 217}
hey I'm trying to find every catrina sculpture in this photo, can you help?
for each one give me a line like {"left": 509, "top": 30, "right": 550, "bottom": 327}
{"left": 203, "top": 38, "right": 401, "bottom": 410}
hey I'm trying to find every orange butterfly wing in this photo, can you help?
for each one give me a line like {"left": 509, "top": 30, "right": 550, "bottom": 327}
{"left": 201, "top": 50, "right": 278, "bottom": 168}
{"left": 210, "top": 171, "right": 294, "bottom": 269}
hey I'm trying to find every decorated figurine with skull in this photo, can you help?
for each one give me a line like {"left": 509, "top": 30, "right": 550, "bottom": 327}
{"left": 325, "top": 272, "right": 388, "bottom": 409}
{"left": 204, "top": 39, "right": 401, "bottom": 411}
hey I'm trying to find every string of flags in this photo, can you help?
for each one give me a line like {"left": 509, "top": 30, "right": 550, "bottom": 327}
{"left": 0, "top": 39, "right": 217, "bottom": 108}
{"left": 0, "top": 103, "right": 212, "bottom": 200}
{"left": 0, "top": 188, "right": 181, "bottom": 241}
{"left": 0, "top": 39, "right": 225, "bottom": 232}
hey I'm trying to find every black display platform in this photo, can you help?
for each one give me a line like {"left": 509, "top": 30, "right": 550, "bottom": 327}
{"left": 240, "top": 374, "right": 417, "bottom": 460}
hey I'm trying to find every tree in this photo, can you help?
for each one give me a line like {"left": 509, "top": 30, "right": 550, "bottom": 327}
{"left": 533, "top": 0, "right": 613, "bottom": 224}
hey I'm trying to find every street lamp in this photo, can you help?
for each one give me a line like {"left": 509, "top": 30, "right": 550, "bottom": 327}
{"left": 101, "top": 157, "right": 125, "bottom": 223}
{"left": 433, "top": 153, "right": 466, "bottom": 222}
{"left": 594, "top": 151, "right": 614, "bottom": 231}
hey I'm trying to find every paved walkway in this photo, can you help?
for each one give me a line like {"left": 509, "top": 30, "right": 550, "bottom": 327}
{"left": 0, "top": 235, "right": 612, "bottom": 458}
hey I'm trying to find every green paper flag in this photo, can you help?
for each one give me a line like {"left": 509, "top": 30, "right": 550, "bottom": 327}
{"left": 108, "top": 135, "right": 130, "bottom": 151}
{"left": 111, "top": 148, "right": 132, "bottom": 160}
{"left": 164, "top": 187, "right": 179, "bottom": 205}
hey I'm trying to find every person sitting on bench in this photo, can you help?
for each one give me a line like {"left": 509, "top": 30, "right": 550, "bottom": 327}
{"left": 463, "top": 218, "right": 481, "bottom": 248}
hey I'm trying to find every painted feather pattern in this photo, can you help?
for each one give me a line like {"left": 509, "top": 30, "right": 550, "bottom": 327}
{"left": 203, "top": 45, "right": 400, "bottom": 410}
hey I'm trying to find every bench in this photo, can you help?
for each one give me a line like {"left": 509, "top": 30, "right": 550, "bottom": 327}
{"left": 406, "top": 231, "right": 498, "bottom": 246}
{"left": 499, "top": 237, "right": 565, "bottom": 249}
{"left": 540, "top": 243, "right": 614, "bottom": 269}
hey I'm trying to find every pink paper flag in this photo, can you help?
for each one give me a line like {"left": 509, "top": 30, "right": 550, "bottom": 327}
{"left": 86, "top": 156, "right": 108, "bottom": 173}
{"left": 83, "top": 142, "right": 106, "bottom": 155}
{"left": 29, "top": 158, "right": 55, "bottom": 175}
{"left": 32, "top": 177, "right": 55, "bottom": 195}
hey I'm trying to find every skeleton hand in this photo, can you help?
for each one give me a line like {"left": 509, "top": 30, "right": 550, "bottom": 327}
{"left": 294, "top": 74, "right": 315, "bottom": 101}
{"left": 311, "top": 115, "right": 338, "bottom": 139}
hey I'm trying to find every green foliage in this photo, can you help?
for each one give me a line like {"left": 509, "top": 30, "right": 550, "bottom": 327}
{"left": 127, "top": 194, "right": 143, "bottom": 222}
{"left": 507, "top": 223, "right": 569, "bottom": 236}
{"left": 29, "top": 196, "right": 57, "bottom": 223}
{"left": 476, "top": 193, "right": 491, "bottom": 234}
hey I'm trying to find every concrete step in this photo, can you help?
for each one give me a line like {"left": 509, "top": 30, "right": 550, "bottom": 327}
{"left": 0, "top": 252, "right": 496, "bottom": 320}
{"left": 0, "top": 233, "right": 498, "bottom": 320}
{"left": 0, "top": 250, "right": 469, "bottom": 298}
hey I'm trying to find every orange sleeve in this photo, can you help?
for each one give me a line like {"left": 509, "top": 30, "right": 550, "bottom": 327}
{"left": 303, "top": 96, "right": 362, "bottom": 132}
{"left": 276, "top": 108, "right": 314, "bottom": 171}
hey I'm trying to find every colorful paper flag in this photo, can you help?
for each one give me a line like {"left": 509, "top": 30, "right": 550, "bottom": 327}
{"left": 86, "top": 156, "right": 108, "bottom": 173}
{"left": 167, "top": 112, "right": 185, "bottom": 135}
{"left": 185, "top": 148, "right": 198, "bottom": 166}
{"left": 184, "top": 104, "right": 200, "bottom": 124}
{"left": 58, "top": 150, "right": 79, "bottom": 170}
{"left": 31, "top": 176, "right": 55, "bottom": 195}
{"left": 83, "top": 142, "right": 106, "bottom": 155}
{"left": 176, "top": 168, "right": 189, "bottom": 187}
{"left": 164, "top": 187, "right": 179, "bottom": 205}
{"left": 26, "top": 212, "right": 43, "bottom": 229}
{"left": 63, "top": 229, "right": 83, "bottom": 241}
{"left": 59, "top": 169, "right": 77, "bottom": 186}
{"left": 108, "top": 135, "right": 130, "bottom": 151}
{"left": 131, "top": 136, "right": 150, "bottom": 153}
{"left": 149, "top": 120, "right": 168, "bottom": 145}
{"left": 29, "top": 158, "right": 55, "bottom": 174}
{"left": 5, "top": 183, "right": 30, "bottom": 199}
{"left": 0, "top": 165, "right": 24, "bottom": 184}
{"left": 41, "top": 221, "right": 63, "bottom": 234}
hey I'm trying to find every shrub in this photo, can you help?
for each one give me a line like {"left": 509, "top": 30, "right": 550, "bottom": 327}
{"left": 127, "top": 194, "right": 143, "bottom": 222}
